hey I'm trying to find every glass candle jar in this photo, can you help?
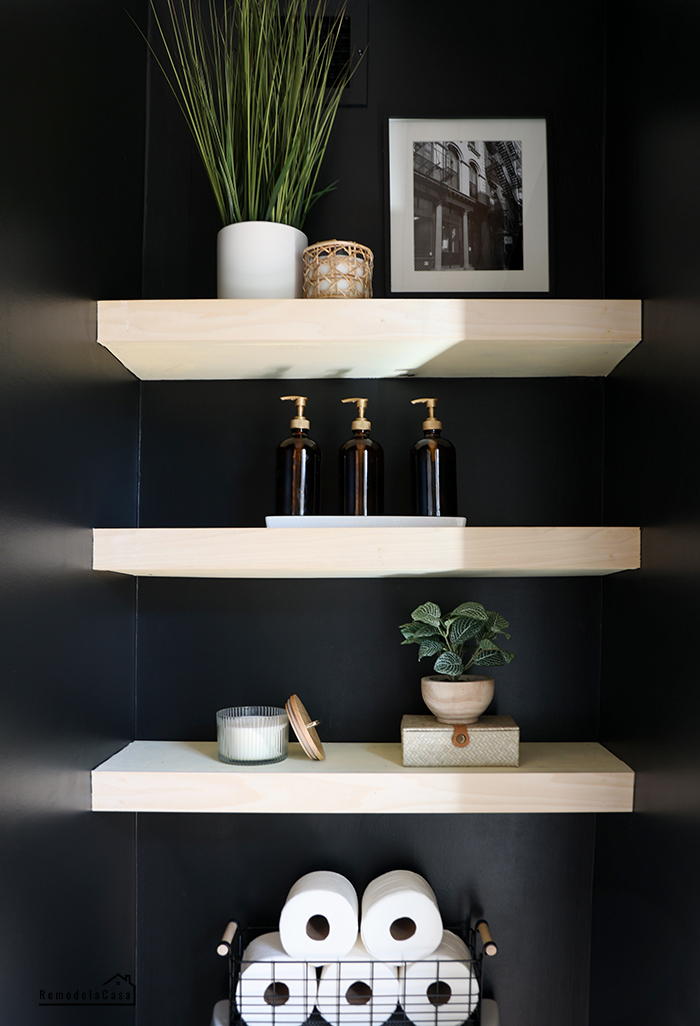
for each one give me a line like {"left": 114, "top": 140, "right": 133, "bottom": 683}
{"left": 216, "top": 706, "right": 289, "bottom": 765}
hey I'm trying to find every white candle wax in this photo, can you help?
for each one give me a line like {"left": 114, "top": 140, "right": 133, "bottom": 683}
{"left": 218, "top": 712, "right": 288, "bottom": 763}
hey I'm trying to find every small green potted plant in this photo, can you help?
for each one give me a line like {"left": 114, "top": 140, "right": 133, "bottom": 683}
{"left": 146, "top": 0, "right": 360, "bottom": 298}
{"left": 399, "top": 601, "right": 515, "bottom": 724}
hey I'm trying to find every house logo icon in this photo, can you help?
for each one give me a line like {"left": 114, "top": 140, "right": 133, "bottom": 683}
{"left": 102, "top": 974, "right": 136, "bottom": 1003}
{"left": 39, "top": 972, "right": 135, "bottom": 1006}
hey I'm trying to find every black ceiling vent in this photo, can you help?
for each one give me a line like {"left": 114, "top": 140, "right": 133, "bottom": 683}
{"left": 318, "top": 0, "right": 368, "bottom": 107}
{"left": 321, "top": 14, "right": 353, "bottom": 89}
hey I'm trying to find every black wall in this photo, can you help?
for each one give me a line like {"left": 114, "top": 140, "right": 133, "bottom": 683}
{"left": 135, "top": 3, "right": 609, "bottom": 1024}
{"left": 592, "top": 2, "right": 700, "bottom": 1022}
{"left": 10, "top": 1, "right": 693, "bottom": 1025}
{"left": 143, "top": 0, "right": 606, "bottom": 299}
{"left": 135, "top": 386, "right": 605, "bottom": 1026}
{"left": 137, "top": 378, "right": 604, "bottom": 746}
{"left": 138, "top": 814, "right": 595, "bottom": 1026}
{"left": 0, "top": 1, "right": 146, "bottom": 1022}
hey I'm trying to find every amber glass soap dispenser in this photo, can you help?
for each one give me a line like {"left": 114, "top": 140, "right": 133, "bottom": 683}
{"left": 410, "top": 397, "right": 458, "bottom": 516}
{"left": 340, "top": 397, "right": 384, "bottom": 515}
{"left": 275, "top": 395, "right": 321, "bottom": 515}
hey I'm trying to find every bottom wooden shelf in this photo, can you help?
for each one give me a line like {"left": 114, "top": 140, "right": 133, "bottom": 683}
{"left": 91, "top": 741, "right": 634, "bottom": 814}
{"left": 211, "top": 996, "right": 500, "bottom": 1026}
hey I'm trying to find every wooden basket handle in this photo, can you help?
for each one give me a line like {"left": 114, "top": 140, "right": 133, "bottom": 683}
{"left": 217, "top": 921, "right": 238, "bottom": 956}
{"left": 475, "top": 919, "right": 498, "bottom": 956}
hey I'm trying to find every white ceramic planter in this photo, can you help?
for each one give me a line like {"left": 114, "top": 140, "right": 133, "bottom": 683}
{"left": 217, "top": 221, "right": 307, "bottom": 299}
{"left": 421, "top": 674, "right": 495, "bottom": 725}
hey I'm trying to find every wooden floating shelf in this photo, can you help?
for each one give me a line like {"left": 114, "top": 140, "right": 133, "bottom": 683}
{"left": 92, "top": 526, "right": 641, "bottom": 578}
{"left": 91, "top": 741, "right": 635, "bottom": 814}
{"left": 96, "top": 298, "right": 641, "bottom": 380}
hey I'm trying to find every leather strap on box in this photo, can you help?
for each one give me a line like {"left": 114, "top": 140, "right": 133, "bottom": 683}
{"left": 452, "top": 725, "right": 470, "bottom": 747}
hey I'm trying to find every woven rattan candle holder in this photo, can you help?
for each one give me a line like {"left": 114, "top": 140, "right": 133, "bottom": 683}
{"left": 302, "top": 239, "right": 374, "bottom": 298}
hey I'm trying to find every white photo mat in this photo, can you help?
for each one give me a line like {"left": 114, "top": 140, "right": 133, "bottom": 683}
{"left": 389, "top": 118, "right": 549, "bottom": 293}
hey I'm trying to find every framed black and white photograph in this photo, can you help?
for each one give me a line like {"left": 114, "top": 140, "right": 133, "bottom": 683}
{"left": 388, "top": 118, "right": 549, "bottom": 294}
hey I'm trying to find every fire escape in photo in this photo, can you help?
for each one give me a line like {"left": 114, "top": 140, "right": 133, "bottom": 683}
{"left": 485, "top": 141, "right": 524, "bottom": 270}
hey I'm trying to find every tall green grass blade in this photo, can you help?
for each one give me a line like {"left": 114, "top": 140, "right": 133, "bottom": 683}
{"left": 143, "top": 0, "right": 361, "bottom": 227}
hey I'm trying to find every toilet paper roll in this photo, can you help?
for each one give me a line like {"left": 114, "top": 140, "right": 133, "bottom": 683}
{"left": 236, "top": 932, "right": 317, "bottom": 1026}
{"left": 481, "top": 999, "right": 499, "bottom": 1026}
{"left": 316, "top": 936, "right": 400, "bottom": 1026}
{"left": 401, "top": 930, "right": 479, "bottom": 1026}
{"left": 279, "top": 871, "right": 359, "bottom": 961}
{"left": 361, "top": 871, "right": 443, "bottom": 962}
{"left": 210, "top": 999, "right": 230, "bottom": 1026}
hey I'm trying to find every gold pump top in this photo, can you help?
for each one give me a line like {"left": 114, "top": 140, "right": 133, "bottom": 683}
{"left": 281, "top": 395, "right": 310, "bottom": 430}
{"left": 411, "top": 397, "right": 442, "bottom": 430}
{"left": 342, "top": 397, "right": 371, "bottom": 431}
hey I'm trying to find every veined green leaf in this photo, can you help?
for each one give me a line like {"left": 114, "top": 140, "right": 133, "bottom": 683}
{"left": 412, "top": 623, "right": 443, "bottom": 639}
{"left": 472, "top": 643, "right": 515, "bottom": 667}
{"left": 399, "top": 621, "right": 422, "bottom": 637}
{"left": 484, "top": 611, "right": 510, "bottom": 633}
{"left": 449, "top": 617, "right": 483, "bottom": 645}
{"left": 433, "top": 651, "right": 464, "bottom": 679}
{"left": 411, "top": 602, "right": 442, "bottom": 626}
{"left": 401, "top": 599, "right": 514, "bottom": 675}
{"left": 418, "top": 639, "right": 445, "bottom": 660}
{"left": 400, "top": 622, "right": 442, "bottom": 644}
{"left": 447, "top": 601, "right": 488, "bottom": 621}
{"left": 471, "top": 651, "right": 505, "bottom": 667}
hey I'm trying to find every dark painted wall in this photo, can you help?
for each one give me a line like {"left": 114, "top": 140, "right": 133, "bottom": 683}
{"left": 592, "top": 1, "right": 700, "bottom": 1023}
{"left": 138, "top": 814, "right": 595, "bottom": 1026}
{"left": 135, "top": 3, "right": 609, "bottom": 1024}
{"left": 142, "top": 0, "right": 607, "bottom": 299}
{"left": 0, "top": 0, "right": 629, "bottom": 1021}
{"left": 136, "top": 379, "right": 603, "bottom": 1026}
{"left": 137, "top": 377, "right": 604, "bottom": 746}
{"left": 0, "top": 1, "right": 145, "bottom": 1022}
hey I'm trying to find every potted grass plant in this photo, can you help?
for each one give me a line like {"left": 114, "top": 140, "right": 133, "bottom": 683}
{"left": 148, "top": 0, "right": 359, "bottom": 298}
{"left": 399, "top": 601, "right": 515, "bottom": 724}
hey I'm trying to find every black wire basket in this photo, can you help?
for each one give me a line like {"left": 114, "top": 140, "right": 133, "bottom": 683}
{"left": 217, "top": 920, "right": 496, "bottom": 1026}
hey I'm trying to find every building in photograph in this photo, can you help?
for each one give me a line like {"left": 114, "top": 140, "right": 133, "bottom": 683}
{"left": 413, "top": 139, "right": 523, "bottom": 271}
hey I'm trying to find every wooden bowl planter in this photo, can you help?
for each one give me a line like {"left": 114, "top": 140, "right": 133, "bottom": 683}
{"left": 421, "top": 675, "right": 495, "bottom": 725}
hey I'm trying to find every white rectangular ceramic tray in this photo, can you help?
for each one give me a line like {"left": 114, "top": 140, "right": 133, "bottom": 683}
{"left": 265, "top": 516, "right": 467, "bottom": 528}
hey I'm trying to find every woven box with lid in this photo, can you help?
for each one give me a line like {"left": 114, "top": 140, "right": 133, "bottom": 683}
{"left": 401, "top": 714, "right": 520, "bottom": 767}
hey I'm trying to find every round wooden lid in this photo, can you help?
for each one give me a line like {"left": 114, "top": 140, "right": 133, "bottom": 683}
{"left": 286, "top": 694, "right": 325, "bottom": 761}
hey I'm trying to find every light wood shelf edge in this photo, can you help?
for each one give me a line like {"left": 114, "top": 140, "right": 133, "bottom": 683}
{"left": 91, "top": 740, "right": 635, "bottom": 814}
{"left": 92, "top": 526, "right": 641, "bottom": 578}
{"left": 96, "top": 298, "right": 642, "bottom": 380}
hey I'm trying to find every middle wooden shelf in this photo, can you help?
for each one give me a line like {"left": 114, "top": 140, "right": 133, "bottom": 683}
{"left": 92, "top": 525, "right": 640, "bottom": 578}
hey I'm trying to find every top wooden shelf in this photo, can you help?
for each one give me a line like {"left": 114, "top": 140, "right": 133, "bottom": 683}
{"left": 97, "top": 298, "right": 641, "bottom": 380}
